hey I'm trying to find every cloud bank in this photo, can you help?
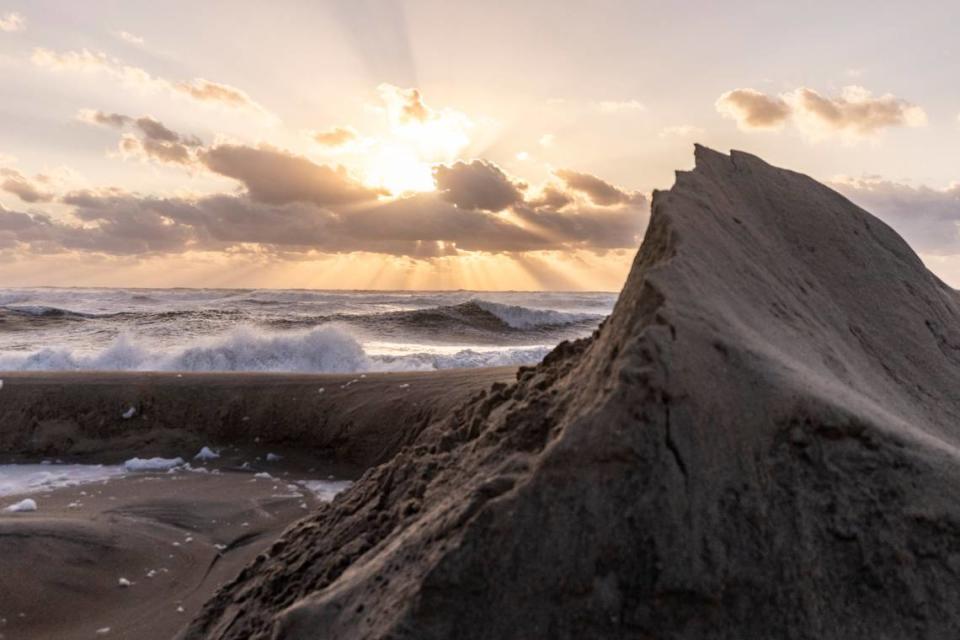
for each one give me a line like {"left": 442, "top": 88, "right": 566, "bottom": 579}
{"left": 833, "top": 176, "right": 960, "bottom": 256}
{"left": 0, "top": 130, "right": 647, "bottom": 260}
{"left": 716, "top": 86, "right": 926, "bottom": 139}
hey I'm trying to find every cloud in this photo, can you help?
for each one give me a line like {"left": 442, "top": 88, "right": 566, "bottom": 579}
{"left": 0, "top": 169, "right": 53, "bottom": 203}
{"left": 433, "top": 160, "right": 525, "bottom": 212}
{"left": 173, "top": 79, "right": 258, "bottom": 110}
{"left": 378, "top": 84, "right": 430, "bottom": 124}
{"left": 78, "top": 111, "right": 202, "bottom": 165}
{"left": 200, "top": 144, "right": 385, "bottom": 206}
{"left": 715, "top": 89, "right": 791, "bottom": 131}
{"left": 312, "top": 126, "right": 359, "bottom": 148}
{"left": 539, "top": 133, "right": 555, "bottom": 147}
{"left": 554, "top": 169, "right": 635, "bottom": 206}
{"left": 33, "top": 48, "right": 270, "bottom": 116}
{"left": 716, "top": 85, "right": 926, "bottom": 138}
{"left": 596, "top": 99, "right": 646, "bottom": 113}
{"left": 0, "top": 11, "right": 24, "bottom": 32}
{"left": 116, "top": 30, "right": 144, "bottom": 45}
{"left": 786, "top": 86, "right": 927, "bottom": 137}
{"left": 512, "top": 200, "right": 647, "bottom": 250}
{"left": 527, "top": 185, "right": 573, "bottom": 210}
{"left": 133, "top": 116, "right": 180, "bottom": 142}
{"left": 375, "top": 84, "right": 472, "bottom": 161}
{"left": 0, "top": 154, "right": 649, "bottom": 260}
{"left": 77, "top": 109, "right": 133, "bottom": 128}
{"left": 832, "top": 176, "right": 960, "bottom": 256}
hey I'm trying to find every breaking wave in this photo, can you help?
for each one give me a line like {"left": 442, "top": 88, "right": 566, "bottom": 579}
{"left": 0, "top": 325, "right": 552, "bottom": 373}
{"left": 471, "top": 300, "right": 600, "bottom": 329}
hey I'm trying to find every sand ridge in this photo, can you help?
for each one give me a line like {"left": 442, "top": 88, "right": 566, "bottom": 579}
{"left": 183, "top": 146, "right": 960, "bottom": 639}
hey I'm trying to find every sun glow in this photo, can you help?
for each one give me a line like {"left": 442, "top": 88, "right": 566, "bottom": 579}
{"left": 359, "top": 84, "right": 475, "bottom": 195}
{"left": 364, "top": 144, "right": 435, "bottom": 194}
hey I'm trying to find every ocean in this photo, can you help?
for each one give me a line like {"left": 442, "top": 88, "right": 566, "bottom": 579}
{"left": 0, "top": 288, "right": 615, "bottom": 373}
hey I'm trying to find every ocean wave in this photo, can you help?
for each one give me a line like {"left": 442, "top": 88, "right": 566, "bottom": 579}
{"left": 0, "top": 325, "right": 551, "bottom": 373}
{"left": 266, "top": 300, "right": 603, "bottom": 335}
{"left": 470, "top": 299, "right": 601, "bottom": 329}
{"left": 0, "top": 305, "right": 96, "bottom": 319}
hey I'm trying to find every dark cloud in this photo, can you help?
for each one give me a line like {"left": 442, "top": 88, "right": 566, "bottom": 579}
{"left": 1, "top": 167, "right": 648, "bottom": 259}
{"left": 340, "top": 193, "right": 549, "bottom": 254}
{"left": 527, "top": 184, "right": 573, "bottom": 210}
{"left": 120, "top": 135, "right": 193, "bottom": 165}
{"left": 1, "top": 169, "right": 54, "bottom": 203}
{"left": 78, "top": 109, "right": 133, "bottom": 128}
{"left": 433, "top": 160, "right": 525, "bottom": 212}
{"left": 11, "top": 107, "right": 649, "bottom": 259}
{"left": 134, "top": 117, "right": 180, "bottom": 142}
{"left": 79, "top": 111, "right": 202, "bottom": 165}
{"left": 513, "top": 196, "right": 648, "bottom": 250}
{"left": 555, "top": 169, "right": 634, "bottom": 206}
{"left": 200, "top": 145, "right": 385, "bottom": 206}
{"left": 833, "top": 178, "right": 960, "bottom": 256}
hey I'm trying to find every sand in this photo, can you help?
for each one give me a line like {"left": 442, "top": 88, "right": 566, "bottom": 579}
{"left": 0, "top": 367, "right": 516, "bottom": 639}
{"left": 183, "top": 146, "right": 960, "bottom": 639}
{"left": 0, "top": 465, "right": 339, "bottom": 639}
{"left": 0, "top": 367, "right": 516, "bottom": 466}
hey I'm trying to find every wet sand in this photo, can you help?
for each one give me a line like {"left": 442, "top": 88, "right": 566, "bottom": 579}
{"left": 0, "top": 367, "right": 517, "bottom": 639}
{"left": 0, "top": 464, "right": 340, "bottom": 639}
{"left": 0, "top": 367, "right": 516, "bottom": 466}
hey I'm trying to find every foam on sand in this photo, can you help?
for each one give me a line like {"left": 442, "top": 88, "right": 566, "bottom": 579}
{"left": 4, "top": 497, "right": 37, "bottom": 512}
{"left": 298, "top": 479, "right": 353, "bottom": 502}
{"left": 194, "top": 447, "right": 220, "bottom": 461}
{"left": 123, "top": 457, "right": 185, "bottom": 472}
{"left": 0, "top": 464, "right": 126, "bottom": 497}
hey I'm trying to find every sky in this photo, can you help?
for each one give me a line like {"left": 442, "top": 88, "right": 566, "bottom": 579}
{"left": 1, "top": 0, "right": 959, "bottom": 291}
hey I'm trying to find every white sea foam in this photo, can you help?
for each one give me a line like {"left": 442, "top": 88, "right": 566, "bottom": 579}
{"left": 4, "top": 497, "right": 38, "bottom": 512}
{"left": 0, "top": 325, "right": 552, "bottom": 373}
{"left": 0, "top": 464, "right": 126, "bottom": 497}
{"left": 300, "top": 479, "right": 353, "bottom": 502}
{"left": 473, "top": 299, "right": 601, "bottom": 329}
{"left": 194, "top": 447, "right": 220, "bottom": 461}
{"left": 0, "top": 288, "right": 613, "bottom": 373}
{"left": 124, "top": 457, "right": 185, "bottom": 472}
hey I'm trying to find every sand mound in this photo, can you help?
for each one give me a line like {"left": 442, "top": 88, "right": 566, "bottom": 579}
{"left": 184, "top": 146, "right": 960, "bottom": 639}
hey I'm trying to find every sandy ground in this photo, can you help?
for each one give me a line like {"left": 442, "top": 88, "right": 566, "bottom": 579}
{"left": 0, "top": 463, "right": 340, "bottom": 639}
{"left": 0, "top": 367, "right": 517, "bottom": 467}
{"left": 0, "top": 367, "right": 517, "bottom": 639}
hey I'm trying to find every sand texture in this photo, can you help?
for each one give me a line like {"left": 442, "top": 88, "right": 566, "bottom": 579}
{"left": 0, "top": 367, "right": 515, "bottom": 638}
{"left": 0, "top": 367, "right": 515, "bottom": 467}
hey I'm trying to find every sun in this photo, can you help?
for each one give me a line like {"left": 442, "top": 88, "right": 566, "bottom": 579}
{"left": 364, "top": 143, "right": 436, "bottom": 195}
{"left": 361, "top": 89, "right": 475, "bottom": 195}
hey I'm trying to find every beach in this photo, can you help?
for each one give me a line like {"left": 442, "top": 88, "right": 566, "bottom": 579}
{"left": 0, "top": 367, "right": 516, "bottom": 639}
{"left": 0, "top": 367, "right": 516, "bottom": 466}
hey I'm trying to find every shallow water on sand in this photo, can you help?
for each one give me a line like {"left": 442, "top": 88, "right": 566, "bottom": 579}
{"left": 0, "top": 462, "right": 352, "bottom": 503}
{"left": 0, "top": 464, "right": 125, "bottom": 498}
